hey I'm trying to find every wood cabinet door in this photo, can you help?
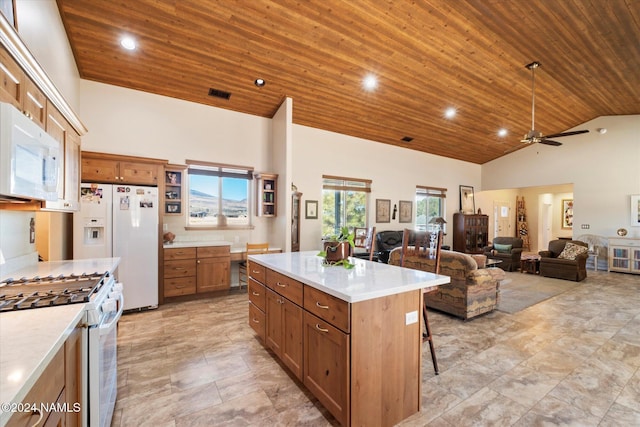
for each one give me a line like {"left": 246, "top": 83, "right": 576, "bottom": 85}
{"left": 265, "top": 288, "right": 283, "bottom": 356}
{"left": 64, "top": 131, "right": 81, "bottom": 210}
{"left": 82, "top": 157, "right": 120, "bottom": 183}
{"left": 196, "top": 256, "right": 230, "bottom": 292}
{"left": 282, "top": 299, "right": 303, "bottom": 380}
{"left": 303, "top": 311, "right": 349, "bottom": 426}
{"left": 65, "top": 323, "right": 83, "bottom": 427}
{"left": 23, "top": 78, "right": 47, "bottom": 129}
{"left": 0, "top": 45, "right": 24, "bottom": 109}
{"left": 119, "top": 161, "right": 158, "bottom": 185}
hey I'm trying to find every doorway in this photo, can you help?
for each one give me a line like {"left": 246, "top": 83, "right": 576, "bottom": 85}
{"left": 493, "top": 201, "right": 511, "bottom": 238}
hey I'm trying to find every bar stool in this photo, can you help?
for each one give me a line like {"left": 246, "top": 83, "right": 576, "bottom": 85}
{"left": 238, "top": 242, "right": 269, "bottom": 290}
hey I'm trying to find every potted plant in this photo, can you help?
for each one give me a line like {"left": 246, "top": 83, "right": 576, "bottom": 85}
{"left": 318, "top": 226, "right": 355, "bottom": 268}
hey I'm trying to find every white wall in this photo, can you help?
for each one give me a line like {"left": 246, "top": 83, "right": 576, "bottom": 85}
{"left": 292, "top": 125, "right": 482, "bottom": 251}
{"left": 482, "top": 115, "right": 640, "bottom": 240}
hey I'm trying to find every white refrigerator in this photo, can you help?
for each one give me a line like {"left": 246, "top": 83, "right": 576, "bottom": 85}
{"left": 73, "top": 183, "right": 158, "bottom": 311}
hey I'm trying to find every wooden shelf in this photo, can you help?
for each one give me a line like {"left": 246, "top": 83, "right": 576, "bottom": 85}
{"left": 164, "top": 165, "right": 185, "bottom": 215}
{"left": 256, "top": 173, "right": 278, "bottom": 217}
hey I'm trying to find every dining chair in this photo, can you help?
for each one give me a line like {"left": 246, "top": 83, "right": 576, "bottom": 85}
{"left": 353, "top": 226, "right": 377, "bottom": 261}
{"left": 238, "top": 242, "right": 269, "bottom": 290}
{"left": 401, "top": 228, "right": 443, "bottom": 374}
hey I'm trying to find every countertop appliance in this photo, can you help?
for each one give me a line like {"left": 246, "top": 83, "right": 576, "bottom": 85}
{"left": 73, "top": 183, "right": 158, "bottom": 311}
{"left": 0, "top": 271, "right": 123, "bottom": 427}
{"left": 0, "top": 102, "right": 61, "bottom": 202}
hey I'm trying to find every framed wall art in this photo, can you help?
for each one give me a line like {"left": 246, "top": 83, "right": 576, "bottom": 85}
{"left": 305, "top": 200, "right": 318, "bottom": 219}
{"left": 399, "top": 200, "right": 412, "bottom": 223}
{"left": 459, "top": 185, "right": 475, "bottom": 214}
{"left": 631, "top": 195, "right": 640, "bottom": 226}
{"left": 376, "top": 199, "right": 391, "bottom": 223}
{"left": 562, "top": 199, "right": 573, "bottom": 229}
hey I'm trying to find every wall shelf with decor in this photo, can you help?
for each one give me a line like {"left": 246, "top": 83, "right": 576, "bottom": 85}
{"left": 164, "top": 165, "right": 185, "bottom": 215}
{"left": 256, "top": 173, "right": 278, "bottom": 217}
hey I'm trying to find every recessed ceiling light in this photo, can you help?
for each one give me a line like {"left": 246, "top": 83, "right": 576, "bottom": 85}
{"left": 120, "top": 36, "right": 137, "bottom": 51}
{"left": 254, "top": 78, "right": 265, "bottom": 87}
{"left": 444, "top": 107, "right": 457, "bottom": 119}
{"left": 362, "top": 74, "right": 378, "bottom": 91}
{"left": 498, "top": 128, "right": 508, "bottom": 137}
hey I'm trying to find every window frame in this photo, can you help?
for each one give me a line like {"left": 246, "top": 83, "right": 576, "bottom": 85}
{"left": 415, "top": 185, "right": 447, "bottom": 233}
{"left": 184, "top": 160, "right": 254, "bottom": 230}
{"left": 321, "top": 175, "right": 371, "bottom": 237}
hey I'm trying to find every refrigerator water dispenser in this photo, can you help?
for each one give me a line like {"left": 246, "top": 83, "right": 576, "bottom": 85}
{"left": 84, "top": 218, "right": 105, "bottom": 245}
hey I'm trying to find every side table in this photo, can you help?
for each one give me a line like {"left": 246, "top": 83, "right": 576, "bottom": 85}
{"left": 520, "top": 256, "right": 540, "bottom": 274}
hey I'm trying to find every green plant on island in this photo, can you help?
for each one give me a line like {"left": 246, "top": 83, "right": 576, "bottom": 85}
{"left": 318, "top": 226, "right": 356, "bottom": 269}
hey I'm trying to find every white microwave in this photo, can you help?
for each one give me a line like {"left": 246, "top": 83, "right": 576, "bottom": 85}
{"left": 0, "top": 102, "right": 61, "bottom": 201}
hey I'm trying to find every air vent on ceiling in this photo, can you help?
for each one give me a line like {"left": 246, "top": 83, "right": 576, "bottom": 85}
{"left": 208, "top": 88, "right": 231, "bottom": 100}
{"left": 401, "top": 136, "right": 414, "bottom": 142}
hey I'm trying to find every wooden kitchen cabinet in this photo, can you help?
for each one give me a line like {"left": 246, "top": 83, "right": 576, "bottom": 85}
{"left": 82, "top": 151, "right": 162, "bottom": 185}
{"left": 163, "top": 165, "right": 184, "bottom": 215}
{"left": 0, "top": 44, "right": 25, "bottom": 109}
{"left": 23, "top": 77, "right": 47, "bottom": 129}
{"left": 64, "top": 321, "right": 83, "bottom": 427}
{"left": 255, "top": 173, "right": 278, "bottom": 217}
{"left": 248, "top": 259, "right": 422, "bottom": 427}
{"left": 163, "top": 246, "right": 230, "bottom": 298}
{"left": 43, "top": 101, "right": 81, "bottom": 211}
{"left": 248, "top": 277, "right": 267, "bottom": 340}
{"left": 6, "top": 346, "right": 65, "bottom": 427}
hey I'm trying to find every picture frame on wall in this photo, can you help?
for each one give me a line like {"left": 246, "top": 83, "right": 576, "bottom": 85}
{"left": 562, "top": 199, "right": 573, "bottom": 229}
{"left": 459, "top": 185, "right": 475, "bottom": 214}
{"left": 631, "top": 195, "right": 640, "bottom": 226}
{"left": 376, "top": 199, "right": 391, "bottom": 223}
{"left": 305, "top": 200, "right": 318, "bottom": 219}
{"left": 399, "top": 200, "right": 412, "bottom": 223}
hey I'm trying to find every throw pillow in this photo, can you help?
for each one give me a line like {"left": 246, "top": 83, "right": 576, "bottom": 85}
{"left": 494, "top": 243, "right": 512, "bottom": 253}
{"left": 557, "top": 242, "right": 588, "bottom": 260}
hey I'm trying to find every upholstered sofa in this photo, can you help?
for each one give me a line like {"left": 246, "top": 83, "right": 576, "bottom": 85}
{"left": 538, "top": 239, "right": 588, "bottom": 281}
{"left": 375, "top": 230, "right": 404, "bottom": 263}
{"left": 482, "top": 237, "right": 524, "bottom": 272}
{"left": 389, "top": 249, "right": 505, "bottom": 320}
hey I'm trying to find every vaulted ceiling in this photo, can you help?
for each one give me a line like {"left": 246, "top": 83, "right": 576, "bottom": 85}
{"left": 56, "top": 0, "right": 640, "bottom": 164}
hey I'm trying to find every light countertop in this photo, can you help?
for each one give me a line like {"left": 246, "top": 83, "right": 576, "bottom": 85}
{"left": 0, "top": 258, "right": 120, "bottom": 426}
{"left": 163, "top": 240, "right": 233, "bottom": 249}
{"left": 248, "top": 251, "right": 450, "bottom": 303}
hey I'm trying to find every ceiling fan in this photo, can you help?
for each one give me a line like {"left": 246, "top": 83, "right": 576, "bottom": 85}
{"left": 521, "top": 61, "right": 589, "bottom": 146}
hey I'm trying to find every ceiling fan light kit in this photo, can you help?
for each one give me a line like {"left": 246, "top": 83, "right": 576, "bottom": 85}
{"left": 521, "top": 61, "right": 588, "bottom": 147}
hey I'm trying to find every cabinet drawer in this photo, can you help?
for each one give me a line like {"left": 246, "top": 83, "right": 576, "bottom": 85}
{"left": 249, "top": 302, "right": 266, "bottom": 341}
{"left": 197, "top": 246, "right": 230, "bottom": 258}
{"left": 165, "top": 247, "right": 196, "bottom": 260}
{"left": 164, "top": 277, "right": 196, "bottom": 297}
{"left": 248, "top": 278, "right": 266, "bottom": 312}
{"left": 164, "top": 259, "right": 196, "bottom": 278}
{"left": 247, "top": 261, "right": 266, "bottom": 283}
{"left": 266, "top": 269, "right": 303, "bottom": 306}
{"left": 304, "top": 286, "right": 350, "bottom": 333}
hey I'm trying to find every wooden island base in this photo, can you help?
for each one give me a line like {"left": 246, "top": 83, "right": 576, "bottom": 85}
{"left": 246, "top": 252, "right": 449, "bottom": 427}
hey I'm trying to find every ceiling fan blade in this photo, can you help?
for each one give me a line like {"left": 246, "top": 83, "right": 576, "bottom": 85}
{"left": 539, "top": 139, "right": 562, "bottom": 146}
{"left": 544, "top": 129, "right": 590, "bottom": 139}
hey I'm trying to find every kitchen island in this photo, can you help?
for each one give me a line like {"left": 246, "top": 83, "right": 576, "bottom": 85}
{"left": 247, "top": 251, "right": 450, "bottom": 427}
{"left": 0, "top": 258, "right": 120, "bottom": 427}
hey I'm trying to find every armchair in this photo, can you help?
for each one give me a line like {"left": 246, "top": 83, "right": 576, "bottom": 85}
{"left": 374, "top": 230, "right": 404, "bottom": 263}
{"left": 482, "top": 237, "right": 523, "bottom": 271}
{"left": 538, "top": 240, "right": 588, "bottom": 281}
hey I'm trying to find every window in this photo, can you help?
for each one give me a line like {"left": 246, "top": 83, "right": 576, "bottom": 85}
{"left": 415, "top": 186, "right": 447, "bottom": 232}
{"left": 322, "top": 175, "right": 371, "bottom": 237}
{"left": 186, "top": 160, "right": 253, "bottom": 227}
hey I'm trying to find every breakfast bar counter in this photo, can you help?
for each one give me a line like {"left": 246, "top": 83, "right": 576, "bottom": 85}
{"left": 247, "top": 251, "right": 450, "bottom": 427}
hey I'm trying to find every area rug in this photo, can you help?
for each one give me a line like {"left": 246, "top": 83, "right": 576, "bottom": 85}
{"left": 497, "top": 271, "right": 582, "bottom": 314}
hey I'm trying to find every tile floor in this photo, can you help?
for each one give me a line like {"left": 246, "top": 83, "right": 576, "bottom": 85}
{"left": 112, "top": 270, "right": 640, "bottom": 426}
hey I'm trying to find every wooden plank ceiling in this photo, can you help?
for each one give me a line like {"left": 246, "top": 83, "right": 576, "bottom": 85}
{"left": 56, "top": 0, "right": 640, "bottom": 164}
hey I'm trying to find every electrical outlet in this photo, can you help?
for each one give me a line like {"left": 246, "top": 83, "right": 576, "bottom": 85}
{"left": 405, "top": 310, "right": 418, "bottom": 325}
{"left": 581, "top": 224, "right": 590, "bottom": 229}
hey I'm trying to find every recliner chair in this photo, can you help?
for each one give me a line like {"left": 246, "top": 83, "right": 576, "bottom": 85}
{"left": 374, "top": 230, "right": 403, "bottom": 263}
{"left": 483, "top": 237, "right": 523, "bottom": 271}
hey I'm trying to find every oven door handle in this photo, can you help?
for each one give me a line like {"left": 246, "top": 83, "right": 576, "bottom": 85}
{"left": 99, "top": 293, "right": 124, "bottom": 336}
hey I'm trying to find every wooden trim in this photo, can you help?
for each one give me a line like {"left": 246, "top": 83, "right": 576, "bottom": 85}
{"left": 322, "top": 174, "right": 372, "bottom": 184}
{"left": 82, "top": 150, "right": 167, "bottom": 165}
{"left": 322, "top": 184, "right": 371, "bottom": 193}
{"left": 416, "top": 185, "right": 447, "bottom": 193}
{"left": 0, "top": 16, "right": 88, "bottom": 135}
{"left": 185, "top": 159, "right": 254, "bottom": 171}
